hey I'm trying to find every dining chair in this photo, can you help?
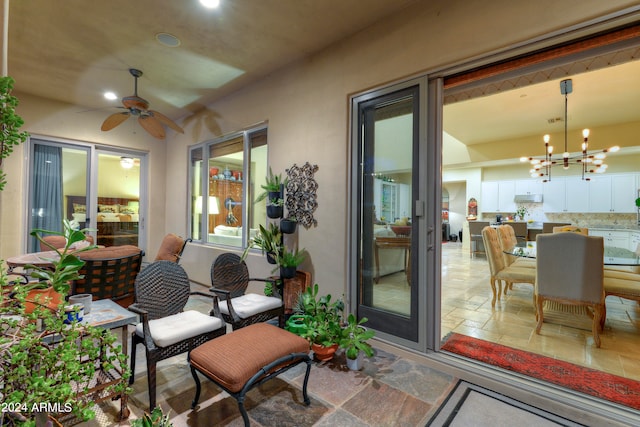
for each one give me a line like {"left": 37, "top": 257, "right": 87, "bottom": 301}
{"left": 468, "top": 221, "right": 490, "bottom": 258}
{"left": 541, "top": 222, "right": 570, "bottom": 233}
{"left": 535, "top": 232, "right": 605, "bottom": 347}
{"left": 552, "top": 225, "right": 588, "bottom": 235}
{"left": 481, "top": 226, "right": 536, "bottom": 307}
{"left": 128, "top": 261, "right": 226, "bottom": 411}
{"left": 210, "top": 253, "right": 284, "bottom": 330}
{"left": 496, "top": 225, "right": 536, "bottom": 274}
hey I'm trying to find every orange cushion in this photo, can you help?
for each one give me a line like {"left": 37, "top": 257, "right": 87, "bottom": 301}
{"left": 39, "top": 235, "right": 94, "bottom": 252}
{"left": 189, "top": 323, "right": 309, "bottom": 393}
{"left": 78, "top": 245, "right": 142, "bottom": 260}
{"left": 155, "top": 234, "right": 185, "bottom": 262}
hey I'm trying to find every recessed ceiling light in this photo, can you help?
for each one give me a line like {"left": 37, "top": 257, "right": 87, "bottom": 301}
{"left": 104, "top": 91, "right": 117, "bottom": 100}
{"left": 155, "top": 32, "right": 181, "bottom": 47}
{"left": 200, "top": 0, "right": 220, "bottom": 9}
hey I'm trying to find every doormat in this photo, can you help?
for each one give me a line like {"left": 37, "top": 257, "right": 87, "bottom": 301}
{"left": 427, "top": 380, "right": 584, "bottom": 426}
{"left": 441, "top": 333, "right": 640, "bottom": 411}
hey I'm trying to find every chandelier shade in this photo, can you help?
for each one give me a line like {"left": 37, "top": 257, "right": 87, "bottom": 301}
{"left": 520, "top": 79, "right": 620, "bottom": 182}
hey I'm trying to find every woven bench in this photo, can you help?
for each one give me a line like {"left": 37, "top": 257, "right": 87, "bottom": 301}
{"left": 188, "top": 323, "right": 312, "bottom": 426}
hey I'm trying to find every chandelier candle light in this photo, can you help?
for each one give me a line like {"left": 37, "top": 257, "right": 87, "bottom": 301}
{"left": 520, "top": 79, "right": 620, "bottom": 182}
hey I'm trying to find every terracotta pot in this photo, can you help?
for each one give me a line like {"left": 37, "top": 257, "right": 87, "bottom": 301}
{"left": 24, "top": 287, "right": 64, "bottom": 314}
{"left": 312, "top": 343, "right": 339, "bottom": 362}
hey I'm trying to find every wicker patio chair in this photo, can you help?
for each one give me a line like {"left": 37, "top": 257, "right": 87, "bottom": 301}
{"left": 128, "top": 261, "right": 226, "bottom": 411}
{"left": 74, "top": 245, "right": 144, "bottom": 307}
{"left": 210, "top": 253, "right": 284, "bottom": 330}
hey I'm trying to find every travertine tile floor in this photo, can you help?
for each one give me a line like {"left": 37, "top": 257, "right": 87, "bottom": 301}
{"left": 440, "top": 241, "right": 640, "bottom": 381}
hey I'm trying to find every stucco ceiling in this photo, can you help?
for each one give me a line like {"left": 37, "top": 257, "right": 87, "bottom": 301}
{"left": 4, "top": 0, "right": 416, "bottom": 120}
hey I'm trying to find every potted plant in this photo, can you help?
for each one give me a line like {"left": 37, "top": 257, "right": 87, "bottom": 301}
{"left": 266, "top": 197, "right": 284, "bottom": 219}
{"left": 20, "top": 220, "right": 97, "bottom": 312}
{"left": 277, "top": 246, "right": 305, "bottom": 279}
{"left": 242, "top": 222, "right": 282, "bottom": 264}
{"left": 280, "top": 215, "right": 297, "bottom": 234}
{"left": 255, "top": 167, "right": 288, "bottom": 203}
{"left": 0, "top": 223, "right": 129, "bottom": 425}
{"left": 289, "top": 284, "right": 344, "bottom": 361}
{"left": 0, "top": 76, "right": 29, "bottom": 191}
{"left": 339, "top": 313, "right": 375, "bottom": 370}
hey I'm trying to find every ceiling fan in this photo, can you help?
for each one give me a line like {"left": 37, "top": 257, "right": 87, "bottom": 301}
{"left": 100, "top": 68, "right": 184, "bottom": 140}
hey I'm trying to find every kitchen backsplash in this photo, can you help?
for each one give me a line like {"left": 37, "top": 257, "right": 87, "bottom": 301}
{"left": 483, "top": 203, "right": 638, "bottom": 227}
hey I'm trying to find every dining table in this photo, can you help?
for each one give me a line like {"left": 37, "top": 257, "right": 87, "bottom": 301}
{"left": 506, "top": 241, "right": 640, "bottom": 266}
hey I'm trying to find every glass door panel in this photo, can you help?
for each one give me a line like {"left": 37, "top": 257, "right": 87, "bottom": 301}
{"left": 357, "top": 85, "right": 419, "bottom": 341}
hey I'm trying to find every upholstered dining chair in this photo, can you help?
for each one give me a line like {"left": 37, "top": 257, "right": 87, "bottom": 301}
{"left": 154, "top": 233, "right": 192, "bottom": 263}
{"left": 535, "top": 232, "right": 605, "bottom": 347}
{"left": 497, "top": 225, "right": 536, "bottom": 269}
{"left": 552, "top": 225, "right": 589, "bottom": 235}
{"left": 210, "top": 253, "right": 284, "bottom": 330}
{"left": 542, "top": 222, "right": 571, "bottom": 233}
{"left": 128, "top": 261, "right": 226, "bottom": 411}
{"left": 468, "top": 221, "right": 490, "bottom": 258}
{"left": 481, "top": 226, "right": 536, "bottom": 307}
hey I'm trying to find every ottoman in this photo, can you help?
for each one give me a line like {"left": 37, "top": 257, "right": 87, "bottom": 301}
{"left": 188, "top": 323, "right": 312, "bottom": 426}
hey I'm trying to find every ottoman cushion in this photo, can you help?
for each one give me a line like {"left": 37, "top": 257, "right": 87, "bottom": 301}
{"left": 189, "top": 323, "right": 309, "bottom": 393}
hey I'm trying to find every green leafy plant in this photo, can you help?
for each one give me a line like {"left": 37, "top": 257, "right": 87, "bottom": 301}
{"left": 277, "top": 246, "right": 306, "bottom": 268}
{"left": 0, "top": 76, "right": 29, "bottom": 191}
{"left": 130, "top": 406, "right": 173, "bottom": 427}
{"left": 27, "top": 219, "right": 97, "bottom": 295}
{"left": 241, "top": 223, "right": 283, "bottom": 261}
{"left": 635, "top": 197, "right": 640, "bottom": 208}
{"left": 292, "top": 284, "right": 344, "bottom": 347}
{"left": 0, "top": 255, "right": 129, "bottom": 425}
{"left": 339, "top": 313, "right": 375, "bottom": 360}
{"left": 255, "top": 167, "right": 288, "bottom": 202}
{"left": 268, "top": 197, "right": 284, "bottom": 207}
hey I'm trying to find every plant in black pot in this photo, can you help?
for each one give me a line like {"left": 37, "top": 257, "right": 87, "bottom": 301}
{"left": 255, "top": 167, "right": 288, "bottom": 203}
{"left": 277, "top": 246, "right": 305, "bottom": 279}
{"left": 280, "top": 215, "right": 297, "bottom": 234}
{"left": 266, "top": 197, "right": 284, "bottom": 219}
{"left": 339, "top": 313, "right": 375, "bottom": 370}
{"left": 242, "top": 222, "right": 282, "bottom": 264}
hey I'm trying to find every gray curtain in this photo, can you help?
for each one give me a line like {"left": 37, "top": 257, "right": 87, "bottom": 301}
{"left": 30, "top": 143, "right": 63, "bottom": 251}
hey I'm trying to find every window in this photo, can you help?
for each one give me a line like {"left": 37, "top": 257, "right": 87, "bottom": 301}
{"left": 189, "top": 125, "right": 268, "bottom": 249}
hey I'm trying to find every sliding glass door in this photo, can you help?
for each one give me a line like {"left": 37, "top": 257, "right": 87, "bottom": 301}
{"left": 27, "top": 138, "right": 144, "bottom": 252}
{"left": 353, "top": 84, "right": 420, "bottom": 341}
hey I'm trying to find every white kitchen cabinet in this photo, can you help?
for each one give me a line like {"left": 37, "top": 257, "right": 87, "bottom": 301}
{"left": 542, "top": 178, "right": 566, "bottom": 212}
{"left": 481, "top": 180, "right": 515, "bottom": 213}
{"left": 515, "top": 179, "right": 543, "bottom": 196}
{"left": 588, "top": 174, "right": 637, "bottom": 213}
{"left": 589, "top": 229, "right": 630, "bottom": 250}
{"left": 564, "top": 176, "right": 590, "bottom": 213}
{"left": 630, "top": 231, "right": 640, "bottom": 252}
{"left": 373, "top": 180, "right": 410, "bottom": 223}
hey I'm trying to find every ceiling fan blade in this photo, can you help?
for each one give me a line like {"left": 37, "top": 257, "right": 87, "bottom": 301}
{"left": 138, "top": 115, "right": 166, "bottom": 139}
{"left": 101, "top": 112, "right": 130, "bottom": 131}
{"left": 149, "top": 110, "right": 184, "bottom": 134}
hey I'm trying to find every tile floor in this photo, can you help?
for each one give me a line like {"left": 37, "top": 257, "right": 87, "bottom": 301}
{"left": 440, "top": 241, "right": 640, "bottom": 381}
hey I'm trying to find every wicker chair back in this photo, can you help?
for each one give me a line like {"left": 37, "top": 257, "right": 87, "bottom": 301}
{"left": 74, "top": 245, "right": 143, "bottom": 306}
{"left": 210, "top": 253, "right": 250, "bottom": 300}
{"left": 134, "top": 260, "right": 191, "bottom": 320}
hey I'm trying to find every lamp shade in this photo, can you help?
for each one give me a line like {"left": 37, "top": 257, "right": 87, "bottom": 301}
{"left": 195, "top": 196, "right": 220, "bottom": 215}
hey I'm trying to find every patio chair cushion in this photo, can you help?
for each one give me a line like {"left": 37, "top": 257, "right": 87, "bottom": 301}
{"left": 219, "top": 293, "right": 283, "bottom": 319}
{"left": 189, "top": 323, "right": 309, "bottom": 393}
{"left": 155, "top": 233, "right": 186, "bottom": 262}
{"left": 135, "top": 310, "right": 224, "bottom": 347}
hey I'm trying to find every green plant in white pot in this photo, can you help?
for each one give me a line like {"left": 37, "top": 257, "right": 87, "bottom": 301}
{"left": 339, "top": 313, "right": 375, "bottom": 370}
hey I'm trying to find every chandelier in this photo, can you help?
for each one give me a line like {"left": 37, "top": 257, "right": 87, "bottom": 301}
{"left": 520, "top": 79, "right": 619, "bottom": 182}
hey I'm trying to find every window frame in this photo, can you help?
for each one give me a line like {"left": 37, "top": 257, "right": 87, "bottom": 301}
{"left": 187, "top": 123, "right": 268, "bottom": 249}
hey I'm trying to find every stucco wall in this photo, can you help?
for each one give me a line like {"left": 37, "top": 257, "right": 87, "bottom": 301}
{"left": 2, "top": 0, "right": 637, "bottom": 302}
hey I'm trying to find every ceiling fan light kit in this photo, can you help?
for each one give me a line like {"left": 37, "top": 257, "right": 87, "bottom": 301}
{"left": 100, "top": 68, "right": 184, "bottom": 139}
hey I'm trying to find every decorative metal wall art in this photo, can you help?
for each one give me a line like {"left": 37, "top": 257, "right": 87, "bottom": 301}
{"left": 285, "top": 162, "right": 319, "bottom": 229}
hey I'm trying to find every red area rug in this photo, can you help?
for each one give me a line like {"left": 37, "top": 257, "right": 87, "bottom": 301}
{"left": 441, "top": 333, "right": 640, "bottom": 410}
